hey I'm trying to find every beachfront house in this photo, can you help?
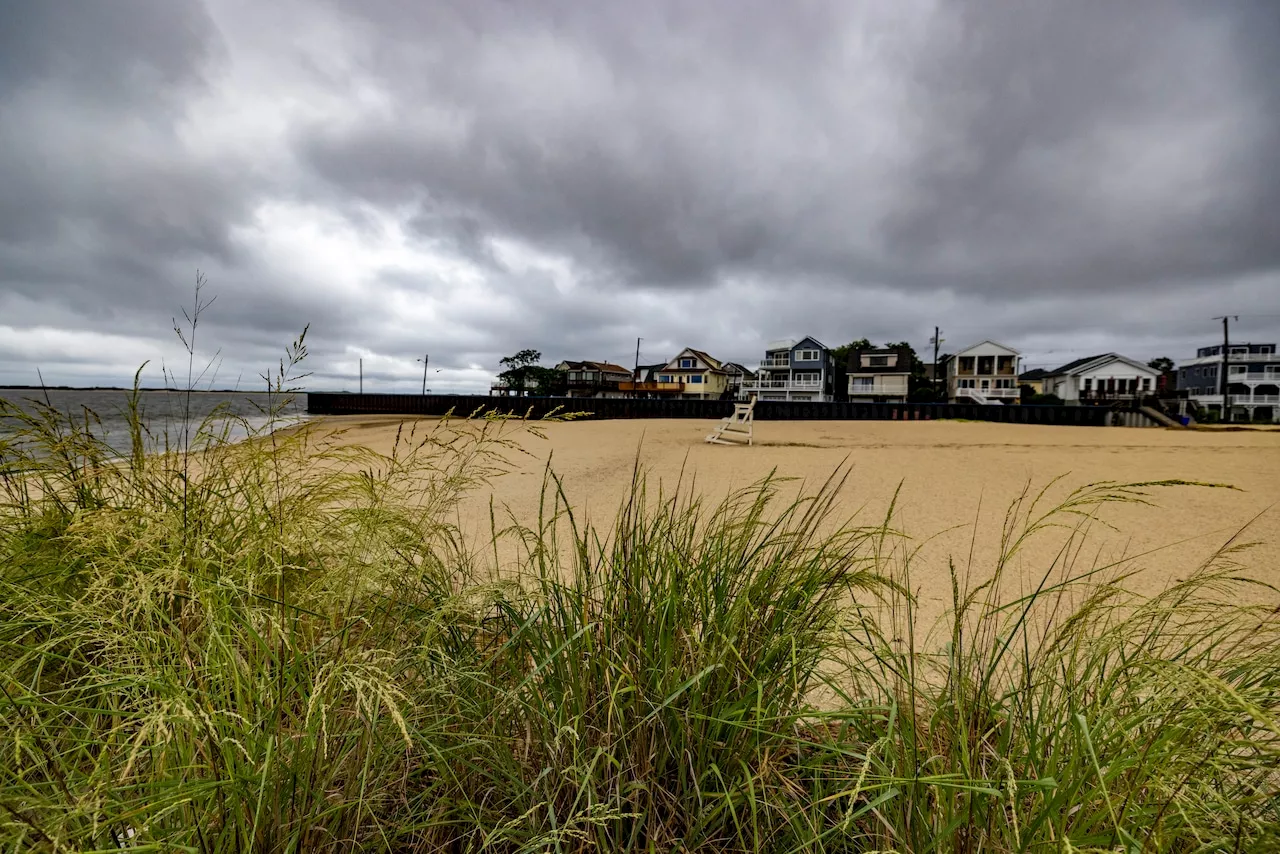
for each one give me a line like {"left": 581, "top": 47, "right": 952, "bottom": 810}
{"left": 1018, "top": 368, "right": 1049, "bottom": 395}
{"left": 554, "top": 360, "right": 633, "bottom": 398}
{"left": 720, "top": 361, "right": 757, "bottom": 400}
{"left": 620, "top": 363, "right": 683, "bottom": 398}
{"left": 1177, "top": 342, "right": 1280, "bottom": 423}
{"left": 1037, "top": 354, "right": 1161, "bottom": 405}
{"left": 947, "top": 341, "right": 1020, "bottom": 404}
{"left": 633, "top": 348, "right": 729, "bottom": 400}
{"left": 741, "top": 337, "right": 835, "bottom": 402}
{"left": 846, "top": 345, "right": 912, "bottom": 403}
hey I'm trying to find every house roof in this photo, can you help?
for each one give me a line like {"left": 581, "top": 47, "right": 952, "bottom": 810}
{"left": 794, "top": 335, "right": 829, "bottom": 351}
{"left": 666, "top": 347, "right": 724, "bottom": 371}
{"left": 720, "top": 361, "right": 756, "bottom": 377}
{"left": 847, "top": 346, "right": 913, "bottom": 374}
{"left": 558, "top": 360, "right": 631, "bottom": 374}
{"left": 1018, "top": 368, "right": 1050, "bottom": 381}
{"left": 1045, "top": 353, "right": 1158, "bottom": 377}
{"left": 955, "top": 339, "right": 1021, "bottom": 356}
{"left": 765, "top": 339, "right": 798, "bottom": 352}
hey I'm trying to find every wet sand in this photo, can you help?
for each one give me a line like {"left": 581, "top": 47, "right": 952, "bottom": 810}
{"left": 312, "top": 416, "right": 1280, "bottom": 624}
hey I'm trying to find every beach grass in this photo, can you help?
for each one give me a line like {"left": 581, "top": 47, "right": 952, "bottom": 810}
{"left": 1, "top": 356, "right": 1278, "bottom": 851}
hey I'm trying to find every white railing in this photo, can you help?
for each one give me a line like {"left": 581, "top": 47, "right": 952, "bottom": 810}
{"left": 759, "top": 358, "right": 791, "bottom": 369}
{"left": 745, "top": 379, "right": 823, "bottom": 390}
{"left": 1182, "top": 353, "right": 1279, "bottom": 366}
{"left": 956, "top": 386, "right": 1017, "bottom": 398}
{"left": 849, "top": 383, "right": 907, "bottom": 395}
{"left": 1191, "top": 394, "right": 1280, "bottom": 405}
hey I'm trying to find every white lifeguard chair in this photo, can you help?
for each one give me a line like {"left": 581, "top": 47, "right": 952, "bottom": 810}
{"left": 705, "top": 399, "right": 755, "bottom": 446}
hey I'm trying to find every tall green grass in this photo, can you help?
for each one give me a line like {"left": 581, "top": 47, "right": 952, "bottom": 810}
{"left": 1, "top": 350, "right": 1277, "bottom": 851}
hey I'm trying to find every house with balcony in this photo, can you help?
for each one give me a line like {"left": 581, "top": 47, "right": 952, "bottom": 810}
{"left": 846, "top": 346, "right": 912, "bottom": 403}
{"left": 741, "top": 337, "right": 835, "bottom": 402}
{"left": 1177, "top": 342, "right": 1280, "bottom": 422}
{"left": 621, "top": 348, "right": 727, "bottom": 400}
{"left": 619, "top": 363, "right": 685, "bottom": 397}
{"left": 554, "top": 360, "right": 633, "bottom": 398}
{"left": 947, "top": 341, "right": 1020, "bottom": 404}
{"left": 721, "top": 362, "right": 757, "bottom": 400}
{"left": 1038, "top": 354, "right": 1160, "bottom": 404}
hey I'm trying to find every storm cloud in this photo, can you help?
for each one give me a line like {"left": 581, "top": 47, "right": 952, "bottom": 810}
{"left": 2, "top": 0, "right": 1278, "bottom": 390}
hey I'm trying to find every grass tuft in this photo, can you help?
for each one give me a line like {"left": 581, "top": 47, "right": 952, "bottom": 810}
{"left": 2, "top": 322, "right": 1277, "bottom": 851}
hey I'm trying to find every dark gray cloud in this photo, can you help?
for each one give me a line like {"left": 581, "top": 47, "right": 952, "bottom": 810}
{"left": 2, "top": 0, "right": 1278, "bottom": 391}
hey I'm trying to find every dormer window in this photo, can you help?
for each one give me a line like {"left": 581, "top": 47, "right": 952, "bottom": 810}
{"left": 680, "top": 358, "right": 694, "bottom": 368}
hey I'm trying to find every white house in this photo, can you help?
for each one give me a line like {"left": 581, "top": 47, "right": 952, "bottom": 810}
{"left": 1039, "top": 354, "right": 1161, "bottom": 404}
{"left": 948, "top": 341, "right": 1020, "bottom": 403}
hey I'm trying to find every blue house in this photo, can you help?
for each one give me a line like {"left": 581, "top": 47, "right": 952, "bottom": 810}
{"left": 741, "top": 337, "right": 835, "bottom": 402}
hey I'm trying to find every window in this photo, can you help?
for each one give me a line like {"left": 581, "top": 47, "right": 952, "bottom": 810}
{"left": 796, "top": 349, "right": 820, "bottom": 362}
{"left": 1230, "top": 365, "right": 1247, "bottom": 375}
{"left": 659, "top": 375, "right": 672, "bottom": 383}
{"left": 850, "top": 377, "right": 874, "bottom": 390}
{"left": 869, "top": 355, "right": 888, "bottom": 367}
{"left": 680, "top": 358, "right": 694, "bottom": 368}
{"left": 958, "top": 378, "right": 976, "bottom": 389}
{"left": 958, "top": 357, "right": 975, "bottom": 374}
{"left": 1141, "top": 377, "right": 1151, "bottom": 390}
{"left": 690, "top": 375, "right": 702, "bottom": 384}
{"left": 1084, "top": 378, "right": 1092, "bottom": 391}
{"left": 1230, "top": 347, "right": 1248, "bottom": 355}
{"left": 995, "top": 378, "right": 1013, "bottom": 389}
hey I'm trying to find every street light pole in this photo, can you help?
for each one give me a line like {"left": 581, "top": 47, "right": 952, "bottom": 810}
{"left": 418, "top": 354, "right": 429, "bottom": 395}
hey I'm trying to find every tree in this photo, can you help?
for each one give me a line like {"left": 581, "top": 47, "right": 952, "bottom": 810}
{"left": 498, "top": 349, "right": 566, "bottom": 396}
{"left": 1148, "top": 357, "right": 1175, "bottom": 373}
{"left": 498, "top": 349, "right": 541, "bottom": 395}
{"left": 830, "top": 338, "right": 872, "bottom": 368}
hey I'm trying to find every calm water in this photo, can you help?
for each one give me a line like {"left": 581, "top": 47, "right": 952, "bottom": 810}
{"left": 0, "top": 388, "right": 308, "bottom": 457}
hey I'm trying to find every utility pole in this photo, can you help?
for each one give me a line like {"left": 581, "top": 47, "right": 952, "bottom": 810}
{"left": 930, "top": 327, "right": 944, "bottom": 400}
{"left": 359, "top": 358, "right": 363, "bottom": 395}
{"left": 418, "top": 354, "right": 429, "bottom": 395}
{"left": 633, "top": 337, "right": 642, "bottom": 398}
{"left": 1214, "top": 316, "right": 1237, "bottom": 423}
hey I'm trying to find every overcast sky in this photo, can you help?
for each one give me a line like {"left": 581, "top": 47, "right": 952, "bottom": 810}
{"left": 2, "top": 1, "right": 1278, "bottom": 392}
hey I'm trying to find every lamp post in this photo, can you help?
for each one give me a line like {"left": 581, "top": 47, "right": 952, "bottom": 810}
{"left": 418, "top": 354, "right": 429, "bottom": 395}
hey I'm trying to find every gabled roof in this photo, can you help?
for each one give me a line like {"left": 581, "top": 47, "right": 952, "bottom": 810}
{"left": 955, "top": 340, "right": 1021, "bottom": 356}
{"left": 1045, "top": 353, "right": 1159, "bottom": 377}
{"left": 721, "top": 361, "right": 756, "bottom": 377}
{"left": 765, "top": 339, "right": 798, "bottom": 352}
{"left": 558, "top": 360, "right": 631, "bottom": 374}
{"left": 847, "top": 345, "right": 913, "bottom": 374}
{"left": 1018, "top": 368, "right": 1050, "bottom": 381}
{"left": 794, "top": 335, "right": 829, "bottom": 351}
{"left": 663, "top": 348, "right": 725, "bottom": 372}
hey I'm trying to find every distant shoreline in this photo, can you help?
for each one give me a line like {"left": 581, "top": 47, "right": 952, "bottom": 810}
{"left": 0, "top": 387, "right": 310, "bottom": 394}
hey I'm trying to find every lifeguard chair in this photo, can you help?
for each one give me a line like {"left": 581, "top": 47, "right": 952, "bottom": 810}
{"left": 705, "top": 398, "right": 755, "bottom": 446}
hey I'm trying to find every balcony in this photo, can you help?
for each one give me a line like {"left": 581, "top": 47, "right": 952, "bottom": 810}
{"left": 566, "top": 377, "right": 623, "bottom": 391}
{"left": 759, "top": 357, "right": 791, "bottom": 369}
{"left": 1186, "top": 393, "right": 1278, "bottom": 404}
{"left": 744, "top": 379, "right": 823, "bottom": 391}
{"left": 619, "top": 381, "right": 684, "bottom": 393}
{"left": 955, "top": 386, "right": 1018, "bottom": 399}
{"left": 849, "top": 381, "right": 908, "bottom": 396}
{"left": 1183, "top": 352, "right": 1279, "bottom": 366}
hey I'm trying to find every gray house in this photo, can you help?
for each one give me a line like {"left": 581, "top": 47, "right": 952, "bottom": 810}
{"left": 1178, "top": 342, "right": 1279, "bottom": 422}
{"left": 741, "top": 337, "right": 835, "bottom": 402}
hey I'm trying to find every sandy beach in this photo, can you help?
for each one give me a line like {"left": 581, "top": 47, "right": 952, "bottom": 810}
{"left": 313, "top": 416, "right": 1280, "bottom": 624}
